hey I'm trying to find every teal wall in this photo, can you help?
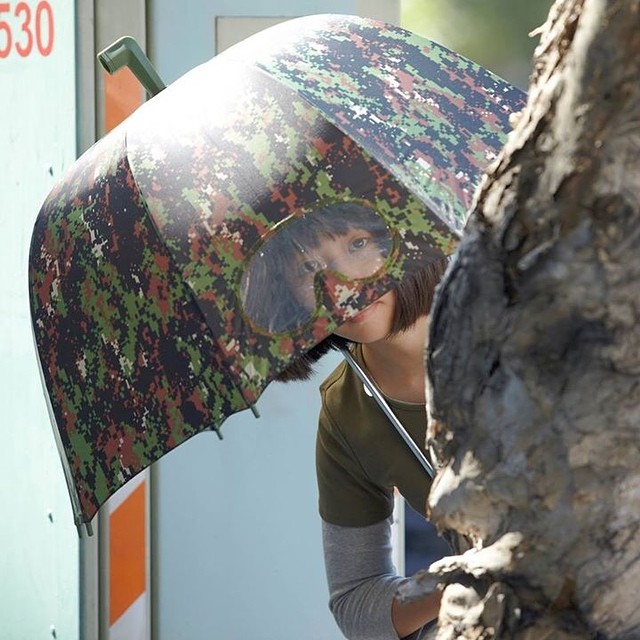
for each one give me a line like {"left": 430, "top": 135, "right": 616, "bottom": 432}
{"left": 0, "top": 1, "right": 79, "bottom": 638}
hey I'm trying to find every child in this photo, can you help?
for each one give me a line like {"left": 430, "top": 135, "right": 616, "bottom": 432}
{"left": 242, "top": 201, "right": 449, "bottom": 639}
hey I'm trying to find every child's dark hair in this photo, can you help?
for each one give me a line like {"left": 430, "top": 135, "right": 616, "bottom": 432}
{"left": 274, "top": 255, "right": 450, "bottom": 382}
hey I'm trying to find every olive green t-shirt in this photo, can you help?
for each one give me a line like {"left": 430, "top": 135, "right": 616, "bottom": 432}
{"left": 316, "top": 345, "right": 433, "bottom": 527}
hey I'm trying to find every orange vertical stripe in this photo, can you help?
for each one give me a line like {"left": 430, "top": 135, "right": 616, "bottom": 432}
{"left": 103, "top": 59, "right": 147, "bottom": 633}
{"left": 104, "top": 67, "right": 145, "bottom": 132}
{"left": 109, "top": 481, "right": 147, "bottom": 625}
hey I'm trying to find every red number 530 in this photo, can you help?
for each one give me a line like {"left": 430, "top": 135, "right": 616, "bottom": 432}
{"left": 0, "top": 1, "right": 54, "bottom": 58}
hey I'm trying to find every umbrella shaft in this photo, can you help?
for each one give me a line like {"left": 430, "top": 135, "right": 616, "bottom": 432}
{"left": 339, "top": 347, "right": 434, "bottom": 479}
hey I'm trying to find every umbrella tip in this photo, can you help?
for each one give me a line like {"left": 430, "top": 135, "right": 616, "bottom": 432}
{"left": 75, "top": 519, "right": 94, "bottom": 538}
{"left": 97, "top": 35, "right": 166, "bottom": 97}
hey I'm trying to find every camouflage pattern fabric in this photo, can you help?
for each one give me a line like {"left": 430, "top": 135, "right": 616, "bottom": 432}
{"left": 29, "top": 131, "right": 248, "bottom": 521}
{"left": 28, "top": 14, "right": 525, "bottom": 525}
{"left": 238, "top": 14, "right": 524, "bottom": 232}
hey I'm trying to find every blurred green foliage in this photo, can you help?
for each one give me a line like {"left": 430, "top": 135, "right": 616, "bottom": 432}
{"left": 401, "top": 0, "right": 555, "bottom": 89}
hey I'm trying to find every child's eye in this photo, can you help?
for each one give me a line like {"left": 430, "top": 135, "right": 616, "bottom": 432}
{"left": 350, "top": 237, "right": 369, "bottom": 251}
{"left": 300, "top": 259, "right": 322, "bottom": 275}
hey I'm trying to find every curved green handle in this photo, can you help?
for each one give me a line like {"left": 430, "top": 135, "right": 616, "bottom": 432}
{"left": 98, "top": 35, "right": 166, "bottom": 97}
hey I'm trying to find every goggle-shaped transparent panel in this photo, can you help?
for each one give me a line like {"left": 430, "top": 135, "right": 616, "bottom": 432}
{"left": 240, "top": 202, "right": 394, "bottom": 334}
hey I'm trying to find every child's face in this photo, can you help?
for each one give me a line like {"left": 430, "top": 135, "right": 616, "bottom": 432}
{"left": 290, "top": 226, "right": 386, "bottom": 311}
{"left": 240, "top": 206, "right": 393, "bottom": 334}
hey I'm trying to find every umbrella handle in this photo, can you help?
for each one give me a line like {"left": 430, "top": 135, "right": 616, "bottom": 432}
{"left": 98, "top": 35, "right": 167, "bottom": 97}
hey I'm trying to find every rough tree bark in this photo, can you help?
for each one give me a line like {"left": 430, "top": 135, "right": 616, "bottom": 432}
{"left": 398, "top": 0, "right": 640, "bottom": 638}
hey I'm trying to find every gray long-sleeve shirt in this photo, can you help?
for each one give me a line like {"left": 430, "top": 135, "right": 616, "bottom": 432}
{"left": 322, "top": 517, "right": 435, "bottom": 640}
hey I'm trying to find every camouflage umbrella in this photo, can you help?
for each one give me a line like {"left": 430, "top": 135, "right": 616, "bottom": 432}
{"left": 29, "top": 14, "right": 525, "bottom": 529}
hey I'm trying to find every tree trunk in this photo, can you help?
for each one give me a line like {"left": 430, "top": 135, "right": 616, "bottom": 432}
{"left": 399, "top": 0, "right": 640, "bottom": 638}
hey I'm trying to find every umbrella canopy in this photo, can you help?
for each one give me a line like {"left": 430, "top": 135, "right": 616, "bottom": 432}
{"left": 28, "top": 14, "right": 525, "bottom": 527}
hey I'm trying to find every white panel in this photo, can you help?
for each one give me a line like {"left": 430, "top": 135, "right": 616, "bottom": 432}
{"left": 391, "top": 493, "right": 406, "bottom": 576}
{"left": 216, "top": 16, "right": 290, "bottom": 54}
{"left": 216, "top": 4, "right": 400, "bottom": 57}
{"left": 147, "top": 2, "right": 401, "bottom": 639}
{"left": 152, "top": 354, "right": 346, "bottom": 640}
{"left": 109, "top": 594, "right": 149, "bottom": 640}
{"left": 0, "top": 0, "right": 79, "bottom": 638}
{"left": 107, "top": 472, "right": 148, "bottom": 512}
{"left": 357, "top": 0, "right": 400, "bottom": 23}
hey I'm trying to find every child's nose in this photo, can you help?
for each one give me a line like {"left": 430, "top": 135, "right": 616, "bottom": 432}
{"left": 329, "top": 253, "right": 381, "bottom": 279}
